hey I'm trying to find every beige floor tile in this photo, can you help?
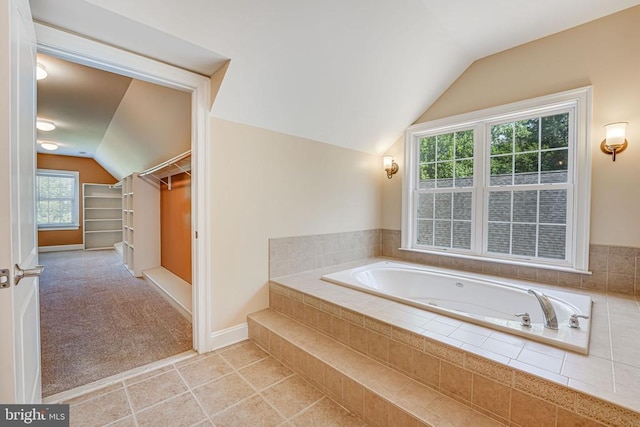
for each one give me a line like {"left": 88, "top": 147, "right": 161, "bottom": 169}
{"left": 177, "top": 354, "right": 232, "bottom": 388}
{"left": 239, "top": 357, "right": 293, "bottom": 391}
{"left": 69, "top": 389, "right": 131, "bottom": 427}
{"left": 64, "top": 382, "right": 124, "bottom": 405}
{"left": 126, "top": 370, "right": 188, "bottom": 411}
{"left": 262, "top": 375, "right": 324, "bottom": 418}
{"left": 291, "top": 398, "right": 364, "bottom": 426}
{"left": 219, "top": 341, "right": 269, "bottom": 368}
{"left": 135, "top": 392, "right": 207, "bottom": 427}
{"left": 192, "top": 372, "right": 255, "bottom": 416}
{"left": 174, "top": 352, "right": 216, "bottom": 368}
{"left": 103, "top": 416, "right": 136, "bottom": 427}
{"left": 123, "top": 365, "right": 173, "bottom": 386}
{"left": 211, "top": 394, "right": 283, "bottom": 427}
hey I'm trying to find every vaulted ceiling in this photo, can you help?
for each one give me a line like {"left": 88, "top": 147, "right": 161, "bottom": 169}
{"left": 30, "top": 0, "right": 640, "bottom": 159}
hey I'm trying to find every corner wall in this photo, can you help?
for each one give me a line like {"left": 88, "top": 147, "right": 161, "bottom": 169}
{"left": 382, "top": 5, "right": 640, "bottom": 248}
{"left": 37, "top": 153, "right": 117, "bottom": 248}
{"left": 210, "top": 118, "right": 382, "bottom": 331}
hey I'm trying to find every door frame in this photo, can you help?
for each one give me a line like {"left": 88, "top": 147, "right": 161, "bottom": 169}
{"left": 35, "top": 23, "right": 212, "bottom": 353}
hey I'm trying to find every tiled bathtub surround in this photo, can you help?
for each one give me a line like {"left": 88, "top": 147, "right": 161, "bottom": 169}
{"left": 269, "top": 229, "right": 381, "bottom": 278}
{"left": 266, "top": 261, "right": 640, "bottom": 426}
{"left": 382, "top": 229, "right": 640, "bottom": 296}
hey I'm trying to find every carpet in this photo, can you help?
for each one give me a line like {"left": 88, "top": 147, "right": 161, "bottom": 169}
{"left": 39, "top": 249, "right": 192, "bottom": 397}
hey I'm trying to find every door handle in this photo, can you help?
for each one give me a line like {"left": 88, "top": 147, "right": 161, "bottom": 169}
{"left": 14, "top": 264, "right": 44, "bottom": 286}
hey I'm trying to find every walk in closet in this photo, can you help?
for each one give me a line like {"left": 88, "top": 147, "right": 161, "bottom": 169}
{"left": 121, "top": 151, "right": 193, "bottom": 317}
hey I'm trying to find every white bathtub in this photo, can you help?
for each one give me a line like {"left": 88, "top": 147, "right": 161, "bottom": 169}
{"left": 321, "top": 261, "right": 592, "bottom": 354}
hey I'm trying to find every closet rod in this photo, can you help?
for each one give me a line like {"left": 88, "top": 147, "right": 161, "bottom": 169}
{"left": 139, "top": 150, "right": 191, "bottom": 178}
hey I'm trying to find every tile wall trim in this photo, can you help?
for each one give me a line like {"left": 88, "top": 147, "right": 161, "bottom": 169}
{"left": 382, "top": 229, "right": 640, "bottom": 296}
{"left": 269, "top": 229, "right": 381, "bottom": 278}
{"left": 270, "top": 229, "right": 640, "bottom": 295}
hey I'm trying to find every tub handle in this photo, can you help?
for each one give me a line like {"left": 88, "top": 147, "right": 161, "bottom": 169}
{"left": 515, "top": 312, "right": 531, "bottom": 327}
{"left": 569, "top": 314, "right": 590, "bottom": 329}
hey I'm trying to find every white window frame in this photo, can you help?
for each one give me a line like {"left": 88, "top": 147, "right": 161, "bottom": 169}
{"left": 402, "top": 87, "right": 592, "bottom": 272}
{"left": 36, "top": 169, "right": 80, "bottom": 230}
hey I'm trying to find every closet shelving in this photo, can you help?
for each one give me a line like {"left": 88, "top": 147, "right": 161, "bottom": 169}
{"left": 83, "top": 183, "right": 123, "bottom": 250}
{"left": 138, "top": 150, "right": 191, "bottom": 190}
{"left": 121, "top": 173, "right": 160, "bottom": 277}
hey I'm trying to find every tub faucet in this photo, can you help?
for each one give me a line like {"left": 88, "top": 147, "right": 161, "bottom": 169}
{"left": 527, "top": 289, "right": 558, "bottom": 330}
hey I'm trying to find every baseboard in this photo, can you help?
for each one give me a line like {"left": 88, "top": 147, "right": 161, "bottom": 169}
{"left": 38, "top": 244, "right": 84, "bottom": 253}
{"left": 143, "top": 267, "right": 192, "bottom": 321}
{"left": 209, "top": 323, "right": 248, "bottom": 351}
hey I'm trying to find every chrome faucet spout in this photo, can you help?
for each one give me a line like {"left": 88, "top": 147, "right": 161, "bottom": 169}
{"left": 527, "top": 289, "right": 558, "bottom": 330}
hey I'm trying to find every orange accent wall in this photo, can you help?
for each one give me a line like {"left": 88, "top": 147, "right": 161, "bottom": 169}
{"left": 160, "top": 172, "right": 192, "bottom": 284}
{"left": 37, "top": 154, "right": 118, "bottom": 247}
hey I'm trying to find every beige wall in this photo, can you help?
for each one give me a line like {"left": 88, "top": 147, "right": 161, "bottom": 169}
{"left": 210, "top": 118, "right": 382, "bottom": 330}
{"left": 383, "top": 5, "right": 640, "bottom": 248}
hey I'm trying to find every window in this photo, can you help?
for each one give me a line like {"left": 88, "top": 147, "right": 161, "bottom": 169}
{"left": 402, "top": 88, "right": 592, "bottom": 272}
{"left": 36, "top": 169, "right": 80, "bottom": 229}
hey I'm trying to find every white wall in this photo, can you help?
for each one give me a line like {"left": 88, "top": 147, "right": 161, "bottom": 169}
{"left": 95, "top": 79, "right": 191, "bottom": 180}
{"left": 383, "top": 5, "right": 640, "bottom": 248}
{"left": 210, "top": 118, "right": 382, "bottom": 330}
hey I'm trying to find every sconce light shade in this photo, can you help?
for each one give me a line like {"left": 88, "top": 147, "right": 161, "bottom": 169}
{"left": 36, "top": 63, "right": 48, "bottom": 80}
{"left": 601, "top": 122, "right": 628, "bottom": 161}
{"left": 383, "top": 155, "right": 399, "bottom": 179}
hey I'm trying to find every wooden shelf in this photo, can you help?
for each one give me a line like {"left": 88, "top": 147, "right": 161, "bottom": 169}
{"left": 83, "top": 183, "right": 122, "bottom": 250}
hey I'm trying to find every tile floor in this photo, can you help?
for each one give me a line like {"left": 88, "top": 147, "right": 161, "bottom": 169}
{"left": 62, "top": 341, "right": 364, "bottom": 427}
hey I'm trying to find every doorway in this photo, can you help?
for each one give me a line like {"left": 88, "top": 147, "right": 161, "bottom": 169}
{"left": 35, "top": 25, "right": 212, "bottom": 398}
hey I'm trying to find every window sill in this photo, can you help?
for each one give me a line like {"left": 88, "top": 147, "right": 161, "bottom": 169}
{"left": 399, "top": 247, "right": 591, "bottom": 275}
{"left": 38, "top": 226, "right": 80, "bottom": 232}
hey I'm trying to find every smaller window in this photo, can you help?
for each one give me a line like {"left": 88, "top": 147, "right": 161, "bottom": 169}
{"left": 36, "top": 169, "right": 80, "bottom": 229}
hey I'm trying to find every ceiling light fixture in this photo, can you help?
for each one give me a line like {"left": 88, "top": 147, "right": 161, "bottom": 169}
{"left": 39, "top": 141, "right": 59, "bottom": 151}
{"left": 36, "top": 63, "right": 48, "bottom": 80}
{"left": 36, "top": 119, "right": 56, "bottom": 131}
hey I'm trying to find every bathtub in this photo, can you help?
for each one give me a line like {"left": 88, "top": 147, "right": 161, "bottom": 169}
{"left": 321, "top": 261, "right": 592, "bottom": 354}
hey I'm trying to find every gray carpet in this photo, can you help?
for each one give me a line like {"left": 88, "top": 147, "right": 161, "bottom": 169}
{"left": 39, "top": 250, "right": 192, "bottom": 397}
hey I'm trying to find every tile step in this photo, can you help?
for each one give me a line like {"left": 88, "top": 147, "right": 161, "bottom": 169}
{"left": 248, "top": 308, "right": 503, "bottom": 427}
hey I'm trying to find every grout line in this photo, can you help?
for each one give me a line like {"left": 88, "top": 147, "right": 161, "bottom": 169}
{"left": 605, "top": 297, "right": 617, "bottom": 394}
{"left": 230, "top": 354, "right": 293, "bottom": 422}
{"left": 121, "top": 381, "right": 140, "bottom": 427}
{"left": 175, "top": 367, "right": 217, "bottom": 426}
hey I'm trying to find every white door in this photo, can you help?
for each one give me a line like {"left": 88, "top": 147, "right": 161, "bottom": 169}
{"left": 0, "top": 0, "right": 41, "bottom": 404}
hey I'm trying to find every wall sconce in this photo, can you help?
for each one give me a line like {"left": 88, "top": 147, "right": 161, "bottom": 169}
{"left": 383, "top": 155, "right": 398, "bottom": 179}
{"left": 601, "top": 122, "right": 628, "bottom": 161}
{"left": 36, "top": 63, "right": 48, "bottom": 80}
